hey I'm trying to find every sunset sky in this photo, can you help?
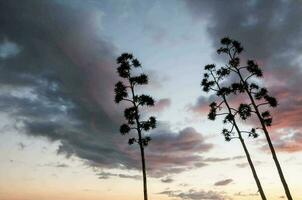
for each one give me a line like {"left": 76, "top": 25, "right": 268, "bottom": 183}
{"left": 0, "top": 1, "right": 302, "bottom": 200}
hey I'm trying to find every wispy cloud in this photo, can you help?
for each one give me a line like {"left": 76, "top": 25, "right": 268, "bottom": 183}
{"left": 214, "top": 179, "right": 233, "bottom": 186}
{"left": 98, "top": 171, "right": 141, "bottom": 180}
{"left": 158, "top": 188, "right": 232, "bottom": 200}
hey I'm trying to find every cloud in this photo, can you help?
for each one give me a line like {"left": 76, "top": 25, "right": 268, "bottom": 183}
{"left": 149, "top": 98, "right": 171, "bottom": 113}
{"left": 0, "top": 38, "right": 21, "bottom": 59}
{"left": 234, "top": 191, "right": 259, "bottom": 197}
{"left": 185, "top": 0, "right": 302, "bottom": 152}
{"left": 188, "top": 95, "right": 216, "bottom": 115}
{"left": 0, "top": 0, "right": 213, "bottom": 178}
{"left": 17, "top": 142, "right": 26, "bottom": 150}
{"left": 135, "top": 126, "right": 213, "bottom": 177}
{"left": 214, "top": 179, "right": 233, "bottom": 186}
{"left": 158, "top": 188, "right": 232, "bottom": 200}
{"left": 98, "top": 171, "right": 141, "bottom": 180}
{"left": 0, "top": 0, "right": 128, "bottom": 170}
{"left": 38, "top": 162, "right": 69, "bottom": 168}
{"left": 267, "top": 131, "right": 302, "bottom": 153}
{"left": 204, "top": 156, "right": 245, "bottom": 163}
{"left": 161, "top": 177, "right": 174, "bottom": 183}
{"left": 235, "top": 161, "right": 262, "bottom": 168}
{"left": 235, "top": 163, "right": 249, "bottom": 168}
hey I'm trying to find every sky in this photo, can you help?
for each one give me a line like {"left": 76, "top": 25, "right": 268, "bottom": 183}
{"left": 0, "top": 0, "right": 302, "bottom": 200}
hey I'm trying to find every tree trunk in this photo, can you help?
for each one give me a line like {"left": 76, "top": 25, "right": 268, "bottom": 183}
{"left": 231, "top": 116, "right": 267, "bottom": 199}
{"left": 139, "top": 142, "right": 148, "bottom": 200}
{"left": 136, "top": 110, "right": 148, "bottom": 200}
{"left": 222, "top": 94, "right": 267, "bottom": 199}
{"left": 130, "top": 82, "right": 149, "bottom": 200}
{"left": 237, "top": 130, "right": 267, "bottom": 200}
{"left": 238, "top": 71, "right": 293, "bottom": 200}
{"left": 248, "top": 92, "right": 292, "bottom": 200}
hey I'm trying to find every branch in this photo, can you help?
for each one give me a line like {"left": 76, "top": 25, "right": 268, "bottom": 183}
{"left": 238, "top": 66, "right": 247, "bottom": 70}
{"left": 216, "top": 112, "right": 229, "bottom": 116}
{"left": 230, "top": 108, "right": 238, "bottom": 112}
{"left": 216, "top": 101, "right": 224, "bottom": 109}
{"left": 244, "top": 73, "right": 256, "bottom": 82}
{"left": 122, "top": 98, "right": 135, "bottom": 104}
{"left": 224, "top": 64, "right": 237, "bottom": 73}
{"left": 240, "top": 131, "right": 253, "bottom": 134}
{"left": 256, "top": 102, "right": 270, "bottom": 108}
{"left": 130, "top": 127, "right": 140, "bottom": 131}
{"left": 230, "top": 123, "right": 235, "bottom": 133}
{"left": 209, "top": 86, "right": 219, "bottom": 92}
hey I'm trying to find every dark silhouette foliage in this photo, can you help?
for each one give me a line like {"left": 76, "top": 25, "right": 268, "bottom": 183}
{"left": 201, "top": 40, "right": 267, "bottom": 199}
{"left": 211, "top": 37, "right": 292, "bottom": 200}
{"left": 114, "top": 53, "right": 156, "bottom": 200}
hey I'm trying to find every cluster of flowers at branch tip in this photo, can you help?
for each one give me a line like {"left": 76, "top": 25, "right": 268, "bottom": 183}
{"left": 201, "top": 37, "right": 278, "bottom": 141}
{"left": 114, "top": 53, "right": 156, "bottom": 146}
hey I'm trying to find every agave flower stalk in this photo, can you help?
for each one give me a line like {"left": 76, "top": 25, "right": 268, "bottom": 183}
{"left": 114, "top": 53, "right": 156, "bottom": 200}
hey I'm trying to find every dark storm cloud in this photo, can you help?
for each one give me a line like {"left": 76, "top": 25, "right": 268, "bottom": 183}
{"left": 0, "top": 0, "right": 213, "bottom": 177}
{"left": 185, "top": 0, "right": 302, "bottom": 64}
{"left": 185, "top": 0, "right": 302, "bottom": 152}
{"left": 0, "top": 0, "right": 128, "bottom": 169}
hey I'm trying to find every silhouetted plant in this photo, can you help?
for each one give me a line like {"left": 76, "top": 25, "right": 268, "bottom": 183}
{"left": 201, "top": 60, "right": 267, "bottom": 199}
{"left": 217, "top": 38, "right": 292, "bottom": 200}
{"left": 114, "top": 53, "right": 156, "bottom": 200}
{"left": 215, "top": 37, "right": 292, "bottom": 200}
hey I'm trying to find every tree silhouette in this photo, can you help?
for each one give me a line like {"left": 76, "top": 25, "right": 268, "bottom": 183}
{"left": 213, "top": 37, "right": 293, "bottom": 200}
{"left": 114, "top": 53, "right": 156, "bottom": 200}
{"left": 201, "top": 62, "right": 267, "bottom": 199}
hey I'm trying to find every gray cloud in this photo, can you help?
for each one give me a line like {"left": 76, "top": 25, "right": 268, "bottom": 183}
{"left": 98, "top": 171, "right": 141, "bottom": 180}
{"left": 214, "top": 179, "right": 233, "bottom": 186}
{"left": 236, "top": 161, "right": 262, "bottom": 168}
{"left": 149, "top": 98, "right": 171, "bottom": 113}
{"left": 265, "top": 131, "right": 302, "bottom": 152}
{"left": 185, "top": 0, "right": 302, "bottom": 151}
{"left": 204, "top": 156, "right": 245, "bottom": 163}
{"left": 0, "top": 0, "right": 131, "bottom": 171}
{"left": 17, "top": 142, "right": 26, "bottom": 150}
{"left": 38, "top": 162, "right": 70, "bottom": 168}
{"left": 158, "top": 188, "right": 232, "bottom": 200}
{"left": 161, "top": 177, "right": 174, "bottom": 183}
{"left": 185, "top": 0, "right": 302, "bottom": 66}
{"left": 234, "top": 191, "right": 259, "bottom": 197}
{"left": 137, "top": 126, "right": 213, "bottom": 177}
{"left": 0, "top": 0, "right": 214, "bottom": 177}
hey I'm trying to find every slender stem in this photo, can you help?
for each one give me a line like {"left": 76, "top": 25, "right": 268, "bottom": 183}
{"left": 229, "top": 49, "right": 293, "bottom": 200}
{"left": 244, "top": 79, "right": 292, "bottom": 200}
{"left": 210, "top": 70, "right": 267, "bottom": 200}
{"left": 129, "top": 79, "right": 148, "bottom": 200}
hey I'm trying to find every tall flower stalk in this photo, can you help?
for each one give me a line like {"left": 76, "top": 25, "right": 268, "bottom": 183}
{"left": 215, "top": 37, "right": 292, "bottom": 200}
{"left": 114, "top": 53, "right": 156, "bottom": 200}
{"left": 201, "top": 61, "right": 267, "bottom": 199}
